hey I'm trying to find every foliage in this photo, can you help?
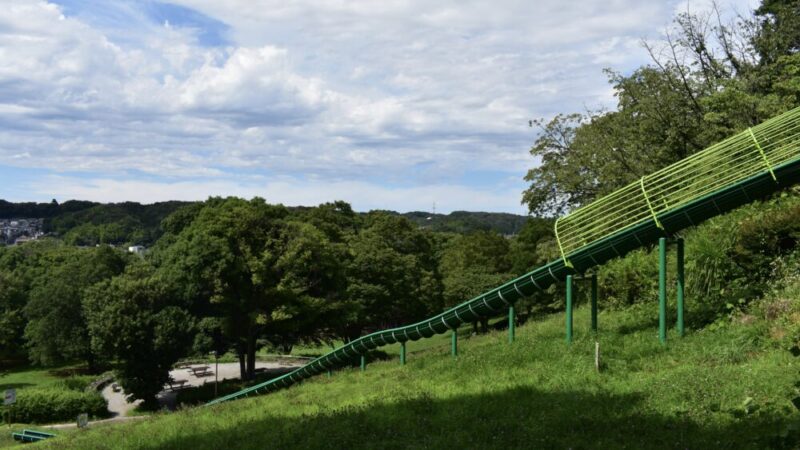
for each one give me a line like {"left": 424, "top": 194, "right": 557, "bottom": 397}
{"left": 439, "top": 231, "right": 512, "bottom": 311}
{"left": 400, "top": 210, "right": 529, "bottom": 235}
{"left": 0, "top": 271, "right": 26, "bottom": 362}
{"left": 84, "top": 264, "right": 195, "bottom": 409}
{"left": 345, "top": 212, "right": 442, "bottom": 336}
{"left": 24, "top": 245, "right": 128, "bottom": 368}
{"left": 0, "top": 373, "right": 107, "bottom": 425}
{"left": 597, "top": 190, "right": 800, "bottom": 327}
{"left": 9, "top": 386, "right": 108, "bottom": 424}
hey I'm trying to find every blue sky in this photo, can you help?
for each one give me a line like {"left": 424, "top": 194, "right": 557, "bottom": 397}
{"left": 0, "top": 0, "right": 758, "bottom": 213}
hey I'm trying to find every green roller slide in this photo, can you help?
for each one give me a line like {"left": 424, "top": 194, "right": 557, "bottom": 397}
{"left": 206, "top": 105, "right": 800, "bottom": 406}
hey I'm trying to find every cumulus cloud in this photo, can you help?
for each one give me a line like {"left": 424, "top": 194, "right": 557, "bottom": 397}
{"left": 0, "top": 0, "right": 758, "bottom": 212}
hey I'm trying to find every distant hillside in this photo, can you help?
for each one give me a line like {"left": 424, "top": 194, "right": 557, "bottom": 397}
{"left": 399, "top": 211, "right": 529, "bottom": 235}
{"left": 0, "top": 200, "right": 190, "bottom": 246}
{"left": 0, "top": 200, "right": 530, "bottom": 247}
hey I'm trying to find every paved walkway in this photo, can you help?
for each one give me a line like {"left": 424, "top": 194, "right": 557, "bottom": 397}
{"left": 45, "top": 359, "right": 307, "bottom": 428}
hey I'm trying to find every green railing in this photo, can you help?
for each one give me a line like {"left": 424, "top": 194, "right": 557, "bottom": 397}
{"left": 554, "top": 107, "right": 800, "bottom": 264}
{"left": 207, "top": 105, "right": 800, "bottom": 406}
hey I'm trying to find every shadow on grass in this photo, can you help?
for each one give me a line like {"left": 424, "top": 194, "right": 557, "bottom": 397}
{"left": 0, "top": 382, "right": 33, "bottom": 391}
{"left": 152, "top": 386, "right": 797, "bottom": 450}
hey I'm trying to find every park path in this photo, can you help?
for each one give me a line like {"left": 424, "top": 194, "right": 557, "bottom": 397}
{"left": 43, "top": 359, "right": 306, "bottom": 429}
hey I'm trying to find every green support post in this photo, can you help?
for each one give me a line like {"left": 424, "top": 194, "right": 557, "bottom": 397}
{"left": 451, "top": 329, "right": 458, "bottom": 357}
{"left": 508, "top": 305, "right": 515, "bottom": 344}
{"left": 591, "top": 273, "right": 597, "bottom": 333}
{"left": 400, "top": 341, "right": 406, "bottom": 366}
{"left": 676, "top": 237, "right": 685, "bottom": 337}
{"left": 566, "top": 274, "right": 573, "bottom": 344}
{"left": 659, "top": 237, "right": 667, "bottom": 344}
{"left": 327, "top": 369, "right": 332, "bottom": 378}
{"left": 360, "top": 354, "right": 366, "bottom": 372}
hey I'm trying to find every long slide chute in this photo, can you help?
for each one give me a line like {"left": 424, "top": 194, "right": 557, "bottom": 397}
{"left": 207, "top": 106, "right": 800, "bottom": 406}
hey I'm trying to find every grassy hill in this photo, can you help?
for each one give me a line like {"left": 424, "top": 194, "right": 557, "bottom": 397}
{"left": 13, "top": 303, "right": 799, "bottom": 449}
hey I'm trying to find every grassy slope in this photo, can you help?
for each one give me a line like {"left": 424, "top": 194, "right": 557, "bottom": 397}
{"left": 17, "top": 304, "right": 798, "bottom": 450}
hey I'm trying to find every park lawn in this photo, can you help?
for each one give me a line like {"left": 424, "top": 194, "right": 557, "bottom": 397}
{"left": 17, "top": 304, "right": 800, "bottom": 449}
{"left": 0, "top": 366, "right": 63, "bottom": 392}
{"left": 0, "top": 364, "right": 99, "bottom": 447}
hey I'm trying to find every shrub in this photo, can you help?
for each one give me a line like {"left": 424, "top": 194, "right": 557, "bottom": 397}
{"left": 10, "top": 387, "right": 108, "bottom": 424}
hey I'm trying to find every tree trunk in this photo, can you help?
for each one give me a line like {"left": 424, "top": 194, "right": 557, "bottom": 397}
{"left": 237, "top": 348, "right": 246, "bottom": 380}
{"left": 246, "top": 334, "right": 256, "bottom": 381}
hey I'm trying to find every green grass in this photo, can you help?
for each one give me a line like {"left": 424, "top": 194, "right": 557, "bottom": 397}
{"left": 0, "top": 366, "right": 61, "bottom": 392}
{"left": 14, "top": 305, "right": 800, "bottom": 449}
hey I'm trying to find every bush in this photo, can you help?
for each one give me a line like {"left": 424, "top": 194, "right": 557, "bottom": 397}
{"left": 10, "top": 387, "right": 108, "bottom": 424}
{"left": 596, "top": 190, "right": 800, "bottom": 327}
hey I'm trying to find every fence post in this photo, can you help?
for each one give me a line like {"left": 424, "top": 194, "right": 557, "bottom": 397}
{"left": 659, "top": 237, "right": 667, "bottom": 344}
{"left": 400, "top": 341, "right": 406, "bottom": 366}
{"left": 451, "top": 329, "right": 458, "bottom": 358}
{"left": 508, "top": 305, "right": 515, "bottom": 344}
{"left": 566, "top": 274, "right": 573, "bottom": 344}
{"left": 677, "top": 237, "right": 685, "bottom": 337}
{"left": 360, "top": 354, "right": 366, "bottom": 372}
{"left": 591, "top": 273, "right": 598, "bottom": 333}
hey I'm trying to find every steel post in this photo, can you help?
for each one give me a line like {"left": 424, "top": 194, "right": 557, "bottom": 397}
{"left": 451, "top": 329, "right": 458, "bottom": 357}
{"left": 508, "top": 305, "right": 515, "bottom": 344}
{"left": 677, "top": 237, "right": 685, "bottom": 337}
{"left": 591, "top": 273, "right": 597, "bottom": 333}
{"left": 360, "top": 354, "right": 366, "bottom": 372}
{"left": 566, "top": 274, "right": 573, "bottom": 344}
{"left": 400, "top": 341, "right": 406, "bottom": 366}
{"left": 659, "top": 237, "right": 667, "bottom": 344}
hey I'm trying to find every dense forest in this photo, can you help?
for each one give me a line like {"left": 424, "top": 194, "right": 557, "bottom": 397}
{"left": 1, "top": 0, "right": 799, "bottom": 418}
{"left": 0, "top": 200, "right": 529, "bottom": 247}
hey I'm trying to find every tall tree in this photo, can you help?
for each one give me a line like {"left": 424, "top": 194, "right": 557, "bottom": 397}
{"left": 23, "top": 245, "right": 128, "bottom": 370}
{"left": 439, "top": 231, "right": 513, "bottom": 332}
{"left": 158, "top": 197, "right": 289, "bottom": 380}
{"left": 84, "top": 264, "right": 194, "bottom": 409}
{"left": 345, "top": 213, "right": 442, "bottom": 338}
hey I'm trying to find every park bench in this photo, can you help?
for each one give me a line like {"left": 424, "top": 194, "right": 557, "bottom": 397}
{"left": 165, "top": 378, "right": 189, "bottom": 391}
{"left": 187, "top": 366, "right": 212, "bottom": 377}
{"left": 12, "top": 429, "right": 56, "bottom": 443}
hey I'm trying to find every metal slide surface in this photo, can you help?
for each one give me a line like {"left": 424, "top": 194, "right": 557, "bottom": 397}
{"left": 207, "top": 106, "right": 800, "bottom": 406}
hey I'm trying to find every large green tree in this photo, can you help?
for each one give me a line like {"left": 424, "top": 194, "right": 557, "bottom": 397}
{"left": 345, "top": 213, "right": 442, "bottom": 338}
{"left": 439, "top": 231, "right": 513, "bottom": 332}
{"left": 84, "top": 264, "right": 194, "bottom": 409}
{"left": 23, "top": 246, "right": 127, "bottom": 370}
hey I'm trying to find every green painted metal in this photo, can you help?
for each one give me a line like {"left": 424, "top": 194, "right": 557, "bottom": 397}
{"left": 659, "top": 238, "right": 667, "bottom": 344}
{"left": 451, "top": 329, "right": 458, "bottom": 357}
{"left": 566, "top": 275, "right": 573, "bottom": 344}
{"left": 677, "top": 238, "right": 685, "bottom": 337}
{"left": 360, "top": 355, "right": 366, "bottom": 372}
{"left": 508, "top": 305, "right": 515, "bottom": 344}
{"left": 206, "top": 107, "right": 800, "bottom": 407}
{"left": 400, "top": 341, "right": 406, "bottom": 366}
{"left": 591, "top": 273, "right": 598, "bottom": 333}
{"left": 12, "top": 429, "right": 55, "bottom": 443}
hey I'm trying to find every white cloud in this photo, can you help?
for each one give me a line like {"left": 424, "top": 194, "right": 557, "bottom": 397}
{"left": 0, "top": 0, "right": 760, "bottom": 212}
